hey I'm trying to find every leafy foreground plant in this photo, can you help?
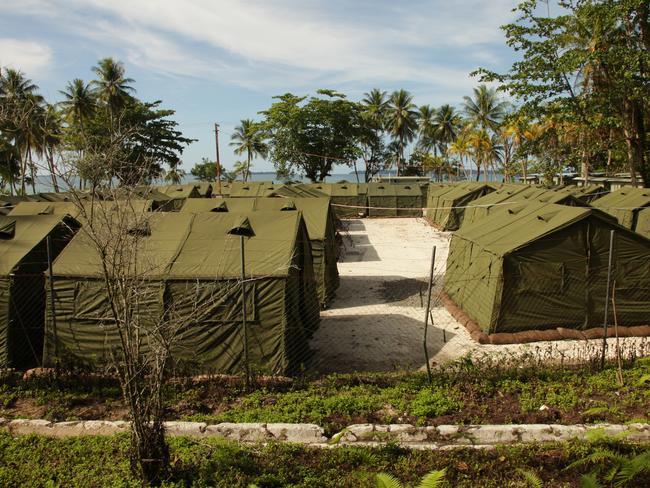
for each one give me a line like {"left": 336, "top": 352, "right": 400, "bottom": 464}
{"left": 563, "top": 429, "right": 650, "bottom": 487}
{"left": 376, "top": 468, "right": 446, "bottom": 488}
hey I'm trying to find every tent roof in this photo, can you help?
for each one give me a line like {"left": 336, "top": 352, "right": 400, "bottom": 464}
{"left": 367, "top": 182, "right": 422, "bottom": 196}
{"left": 0, "top": 214, "right": 73, "bottom": 275}
{"left": 229, "top": 181, "right": 277, "bottom": 197}
{"left": 9, "top": 201, "right": 80, "bottom": 217}
{"left": 592, "top": 187, "right": 650, "bottom": 211}
{"left": 308, "top": 182, "right": 363, "bottom": 197}
{"left": 52, "top": 211, "right": 304, "bottom": 279}
{"left": 156, "top": 184, "right": 201, "bottom": 199}
{"left": 455, "top": 204, "right": 617, "bottom": 257}
{"left": 637, "top": 207, "right": 650, "bottom": 238}
{"left": 181, "top": 197, "right": 332, "bottom": 240}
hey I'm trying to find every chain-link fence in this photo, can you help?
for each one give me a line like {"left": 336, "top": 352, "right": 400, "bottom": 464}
{"left": 2, "top": 207, "right": 650, "bottom": 383}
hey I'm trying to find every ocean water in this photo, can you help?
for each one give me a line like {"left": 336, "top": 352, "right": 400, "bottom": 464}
{"left": 17, "top": 170, "right": 506, "bottom": 194}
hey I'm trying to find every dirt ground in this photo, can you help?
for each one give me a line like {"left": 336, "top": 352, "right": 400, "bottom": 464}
{"left": 308, "top": 218, "right": 649, "bottom": 374}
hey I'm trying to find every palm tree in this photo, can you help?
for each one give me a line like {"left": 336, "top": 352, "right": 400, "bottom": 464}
{"left": 361, "top": 88, "right": 388, "bottom": 129}
{"left": 416, "top": 105, "right": 438, "bottom": 154}
{"left": 41, "top": 104, "right": 63, "bottom": 192}
{"left": 463, "top": 85, "right": 508, "bottom": 133}
{"left": 434, "top": 104, "right": 462, "bottom": 149}
{"left": 0, "top": 68, "right": 38, "bottom": 100}
{"left": 386, "top": 89, "right": 418, "bottom": 175}
{"left": 229, "top": 119, "right": 268, "bottom": 182}
{"left": 164, "top": 165, "right": 185, "bottom": 184}
{"left": 0, "top": 68, "right": 43, "bottom": 193}
{"left": 448, "top": 129, "right": 472, "bottom": 180}
{"left": 59, "top": 79, "right": 96, "bottom": 138}
{"left": 468, "top": 129, "right": 504, "bottom": 182}
{"left": 91, "top": 58, "right": 135, "bottom": 122}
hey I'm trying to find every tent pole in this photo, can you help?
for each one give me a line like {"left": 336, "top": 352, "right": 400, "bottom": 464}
{"left": 600, "top": 230, "right": 615, "bottom": 370}
{"left": 240, "top": 235, "right": 250, "bottom": 391}
{"left": 423, "top": 245, "right": 436, "bottom": 384}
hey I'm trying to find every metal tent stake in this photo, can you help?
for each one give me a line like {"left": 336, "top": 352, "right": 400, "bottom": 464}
{"left": 423, "top": 245, "right": 436, "bottom": 384}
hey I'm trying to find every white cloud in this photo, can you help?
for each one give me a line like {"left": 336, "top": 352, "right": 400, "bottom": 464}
{"left": 0, "top": 38, "right": 52, "bottom": 76}
{"left": 0, "top": 1, "right": 518, "bottom": 89}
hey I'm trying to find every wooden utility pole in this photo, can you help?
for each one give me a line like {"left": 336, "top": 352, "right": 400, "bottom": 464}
{"left": 214, "top": 123, "right": 222, "bottom": 196}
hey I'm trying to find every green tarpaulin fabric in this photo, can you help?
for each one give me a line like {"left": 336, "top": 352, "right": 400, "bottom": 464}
{"left": 303, "top": 183, "right": 367, "bottom": 218}
{"left": 156, "top": 184, "right": 203, "bottom": 200}
{"left": 0, "top": 214, "right": 79, "bottom": 368}
{"left": 425, "top": 183, "right": 495, "bottom": 230}
{"left": 637, "top": 208, "right": 650, "bottom": 239}
{"left": 592, "top": 187, "right": 650, "bottom": 230}
{"left": 44, "top": 211, "right": 320, "bottom": 375}
{"left": 366, "top": 183, "right": 423, "bottom": 217}
{"left": 445, "top": 204, "right": 650, "bottom": 334}
{"left": 181, "top": 197, "right": 339, "bottom": 305}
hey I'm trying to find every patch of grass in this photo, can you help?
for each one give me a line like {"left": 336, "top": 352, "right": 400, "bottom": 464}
{"left": 0, "top": 432, "right": 647, "bottom": 487}
{"left": 1, "top": 356, "right": 649, "bottom": 429}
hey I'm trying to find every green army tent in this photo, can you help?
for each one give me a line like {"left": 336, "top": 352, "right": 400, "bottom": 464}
{"left": 637, "top": 208, "right": 650, "bottom": 239}
{"left": 564, "top": 185, "right": 608, "bottom": 204}
{"left": 8, "top": 200, "right": 156, "bottom": 220}
{"left": 592, "top": 187, "right": 650, "bottom": 230}
{"left": 305, "top": 183, "right": 367, "bottom": 218}
{"left": 157, "top": 184, "right": 203, "bottom": 200}
{"left": 424, "top": 182, "right": 487, "bottom": 221}
{"left": 459, "top": 186, "right": 587, "bottom": 229}
{"left": 44, "top": 211, "right": 319, "bottom": 375}
{"left": 460, "top": 185, "right": 532, "bottom": 228}
{"left": 444, "top": 204, "right": 650, "bottom": 340}
{"left": 366, "top": 183, "right": 423, "bottom": 217}
{"left": 0, "top": 214, "right": 79, "bottom": 368}
{"left": 181, "top": 197, "right": 339, "bottom": 306}
{"left": 194, "top": 182, "right": 213, "bottom": 197}
{"left": 427, "top": 183, "right": 495, "bottom": 230}
{"left": 228, "top": 181, "right": 277, "bottom": 198}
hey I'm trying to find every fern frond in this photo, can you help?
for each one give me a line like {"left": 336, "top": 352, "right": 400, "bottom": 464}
{"left": 415, "top": 468, "right": 447, "bottom": 488}
{"left": 579, "top": 472, "right": 603, "bottom": 488}
{"left": 614, "top": 450, "right": 650, "bottom": 487}
{"left": 516, "top": 468, "right": 543, "bottom": 488}
{"left": 564, "top": 448, "right": 625, "bottom": 471}
{"left": 376, "top": 472, "right": 403, "bottom": 488}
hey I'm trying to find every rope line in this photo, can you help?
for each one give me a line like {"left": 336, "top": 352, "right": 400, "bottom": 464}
{"left": 330, "top": 201, "right": 521, "bottom": 211}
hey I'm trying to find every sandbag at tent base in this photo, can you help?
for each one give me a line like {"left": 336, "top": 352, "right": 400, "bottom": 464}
{"left": 440, "top": 292, "right": 650, "bottom": 345}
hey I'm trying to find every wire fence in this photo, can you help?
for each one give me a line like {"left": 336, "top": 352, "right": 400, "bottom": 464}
{"left": 2, "top": 210, "right": 650, "bottom": 384}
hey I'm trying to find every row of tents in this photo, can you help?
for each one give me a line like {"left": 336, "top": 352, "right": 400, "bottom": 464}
{"left": 438, "top": 183, "right": 650, "bottom": 343}
{"left": 0, "top": 192, "right": 340, "bottom": 374}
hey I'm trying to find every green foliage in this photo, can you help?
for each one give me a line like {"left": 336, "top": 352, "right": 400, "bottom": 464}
{"left": 516, "top": 468, "right": 543, "bottom": 488}
{"left": 408, "top": 389, "right": 463, "bottom": 419}
{"left": 260, "top": 90, "right": 362, "bottom": 181}
{"left": 476, "top": 0, "right": 650, "bottom": 185}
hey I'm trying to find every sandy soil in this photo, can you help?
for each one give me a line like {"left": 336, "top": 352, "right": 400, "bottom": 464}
{"left": 308, "top": 218, "right": 649, "bottom": 374}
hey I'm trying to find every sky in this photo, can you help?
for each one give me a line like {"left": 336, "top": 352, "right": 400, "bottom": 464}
{"left": 0, "top": 0, "right": 522, "bottom": 174}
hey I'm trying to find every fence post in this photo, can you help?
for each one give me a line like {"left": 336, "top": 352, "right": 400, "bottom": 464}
{"left": 423, "top": 245, "right": 436, "bottom": 384}
{"left": 239, "top": 235, "right": 250, "bottom": 391}
{"left": 600, "top": 230, "right": 615, "bottom": 370}
{"left": 46, "top": 235, "right": 57, "bottom": 363}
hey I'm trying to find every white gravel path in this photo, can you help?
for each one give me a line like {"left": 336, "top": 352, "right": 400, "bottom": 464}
{"left": 308, "top": 218, "right": 649, "bottom": 374}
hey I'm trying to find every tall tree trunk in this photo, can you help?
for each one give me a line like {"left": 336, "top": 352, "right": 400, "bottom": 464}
{"left": 581, "top": 150, "right": 589, "bottom": 186}
{"left": 48, "top": 147, "right": 60, "bottom": 192}
{"left": 623, "top": 99, "right": 648, "bottom": 188}
{"left": 28, "top": 146, "right": 36, "bottom": 194}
